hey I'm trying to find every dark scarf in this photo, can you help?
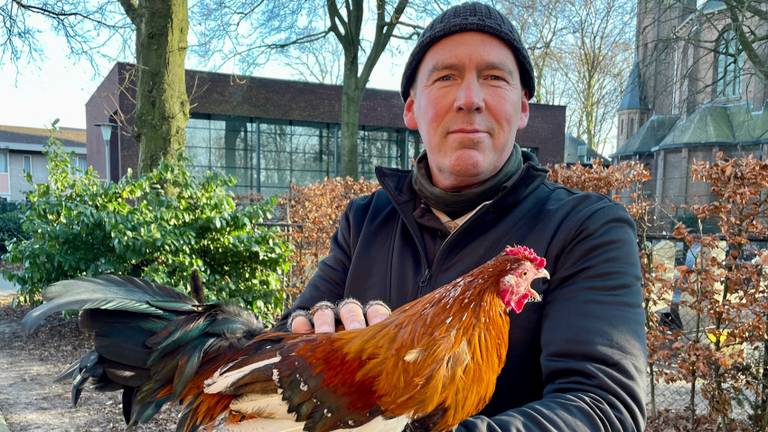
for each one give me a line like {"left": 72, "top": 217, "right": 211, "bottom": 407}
{"left": 411, "top": 144, "right": 523, "bottom": 219}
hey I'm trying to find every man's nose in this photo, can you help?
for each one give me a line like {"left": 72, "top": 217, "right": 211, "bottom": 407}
{"left": 454, "top": 76, "right": 484, "bottom": 113}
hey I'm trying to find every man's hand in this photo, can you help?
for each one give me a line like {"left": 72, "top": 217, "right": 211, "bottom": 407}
{"left": 289, "top": 299, "right": 391, "bottom": 334}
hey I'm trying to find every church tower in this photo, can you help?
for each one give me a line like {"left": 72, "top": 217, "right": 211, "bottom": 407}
{"left": 616, "top": 61, "right": 650, "bottom": 150}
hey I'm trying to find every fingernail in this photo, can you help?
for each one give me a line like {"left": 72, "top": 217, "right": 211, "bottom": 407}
{"left": 316, "top": 324, "right": 334, "bottom": 333}
{"left": 347, "top": 321, "right": 364, "bottom": 330}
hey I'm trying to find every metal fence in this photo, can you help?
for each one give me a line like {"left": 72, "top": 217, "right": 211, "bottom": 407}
{"left": 645, "top": 233, "right": 768, "bottom": 423}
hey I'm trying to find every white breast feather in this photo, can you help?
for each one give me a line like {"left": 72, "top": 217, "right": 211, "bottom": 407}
{"left": 230, "top": 393, "right": 294, "bottom": 420}
{"left": 225, "top": 418, "right": 305, "bottom": 432}
{"left": 224, "top": 414, "right": 411, "bottom": 432}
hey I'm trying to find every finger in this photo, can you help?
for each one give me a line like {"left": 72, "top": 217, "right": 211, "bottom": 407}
{"left": 365, "top": 303, "right": 391, "bottom": 326}
{"left": 290, "top": 315, "right": 313, "bottom": 334}
{"left": 312, "top": 308, "right": 336, "bottom": 333}
{"left": 338, "top": 300, "right": 366, "bottom": 330}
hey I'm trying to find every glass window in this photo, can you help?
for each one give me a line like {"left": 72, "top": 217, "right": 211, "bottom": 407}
{"left": 407, "top": 131, "right": 422, "bottom": 165}
{"left": 0, "top": 151, "right": 9, "bottom": 173}
{"left": 69, "top": 155, "right": 88, "bottom": 174}
{"left": 359, "top": 127, "right": 405, "bottom": 178}
{"left": 185, "top": 114, "right": 411, "bottom": 196}
{"left": 259, "top": 122, "right": 329, "bottom": 193}
{"left": 260, "top": 123, "right": 291, "bottom": 185}
{"left": 715, "top": 30, "right": 743, "bottom": 98}
{"left": 187, "top": 144, "right": 210, "bottom": 167}
{"left": 187, "top": 117, "right": 210, "bottom": 129}
{"left": 186, "top": 126, "right": 211, "bottom": 167}
{"left": 23, "top": 155, "right": 31, "bottom": 175}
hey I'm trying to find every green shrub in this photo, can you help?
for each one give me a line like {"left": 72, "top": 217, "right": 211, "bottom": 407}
{"left": 1, "top": 132, "right": 291, "bottom": 323}
{"left": 0, "top": 202, "right": 24, "bottom": 254}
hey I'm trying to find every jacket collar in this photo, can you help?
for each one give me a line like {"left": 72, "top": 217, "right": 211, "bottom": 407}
{"left": 375, "top": 150, "right": 549, "bottom": 215}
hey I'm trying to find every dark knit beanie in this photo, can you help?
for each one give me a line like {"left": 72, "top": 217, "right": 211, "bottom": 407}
{"left": 400, "top": 2, "right": 535, "bottom": 102}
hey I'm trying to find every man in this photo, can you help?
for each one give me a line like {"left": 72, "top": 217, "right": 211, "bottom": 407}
{"left": 278, "top": 2, "right": 646, "bottom": 430}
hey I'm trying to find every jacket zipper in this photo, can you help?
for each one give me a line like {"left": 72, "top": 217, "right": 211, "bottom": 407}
{"left": 433, "top": 202, "right": 491, "bottom": 263}
{"left": 418, "top": 202, "right": 492, "bottom": 296}
{"left": 376, "top": 173, "right": 494, "bottom": 298}
{"left": 418, "top": 269, "right": 432, "bottom": 294}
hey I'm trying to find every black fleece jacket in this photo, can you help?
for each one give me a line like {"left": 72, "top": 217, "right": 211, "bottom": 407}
{"left": 277, "top": 153, "right": 647, "bottom": 431}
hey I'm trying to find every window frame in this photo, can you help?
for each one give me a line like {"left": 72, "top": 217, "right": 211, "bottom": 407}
{"left": 714, "top": 29, "right": 743, "bottom": 99}
{"left": 22, "top": 154, "right": 32, "bottom": 176}
{"left": 0, "top": 150, "right": 8, "bottom": 173}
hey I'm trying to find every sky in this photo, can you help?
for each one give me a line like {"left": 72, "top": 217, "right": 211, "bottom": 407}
{"left": 0, "top": 30, "right": 407, "bottom": 131}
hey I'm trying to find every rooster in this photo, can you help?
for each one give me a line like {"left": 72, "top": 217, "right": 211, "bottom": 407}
{"left": 23, "top": 245, "right": 548, "bottom": 432}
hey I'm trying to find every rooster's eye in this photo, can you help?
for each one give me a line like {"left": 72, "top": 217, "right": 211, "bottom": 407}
{"left": 521, "top": 271, "right": 528, "bottom": 277}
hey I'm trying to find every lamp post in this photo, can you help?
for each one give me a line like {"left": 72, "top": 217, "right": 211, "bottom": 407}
{"left": 94, "top": 122, "right": 117, "bottom": 181}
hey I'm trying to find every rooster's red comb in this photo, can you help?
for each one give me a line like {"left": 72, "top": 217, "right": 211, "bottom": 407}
{"left": 504, "top": 245, "right": 546, "bottom": 270}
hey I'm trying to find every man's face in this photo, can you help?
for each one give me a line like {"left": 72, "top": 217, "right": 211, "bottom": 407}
{"left": 403, "top": 32, "right": 529, "bottom": 191}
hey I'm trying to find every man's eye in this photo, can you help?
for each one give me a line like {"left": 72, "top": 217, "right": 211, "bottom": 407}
{"left": 436, "top": 75, "right": 453, "bottom": 82}
{"left": 486, "top": 75, "right": 506, "bottom": 81}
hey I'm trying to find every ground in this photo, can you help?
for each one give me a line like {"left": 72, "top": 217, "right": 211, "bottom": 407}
{"left": 0, "top": 294, "right": 182, "bottom": 431}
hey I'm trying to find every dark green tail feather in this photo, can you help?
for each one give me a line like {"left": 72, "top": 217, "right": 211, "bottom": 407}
{"left": 23, "top": 275, "right": 266, "bottom": 429}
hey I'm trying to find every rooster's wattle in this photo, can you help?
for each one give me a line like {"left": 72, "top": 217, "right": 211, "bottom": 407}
{"left": 23, "top": 245, "right": 548, "bottom": 432}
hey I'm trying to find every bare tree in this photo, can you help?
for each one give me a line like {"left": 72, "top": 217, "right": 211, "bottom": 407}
{"left": 561, "top": 0, "right": 634, "bottom": 154}
{"left": 0, "top": 1, "right": 132, "bottom": 72}
{"left": 281, "top": 40, "right": 344, "bottom": 85}
{"left": 192, "top": 0, "right": 439, "bottom": 177}
{"left": 1, "top": 0, "right": 190, "bottom": 175}
{"left": 500, "top": 0, "right": 573, "bottom": 105}
{"left": 499, "top": 0, "right": 634, "bottom": 154}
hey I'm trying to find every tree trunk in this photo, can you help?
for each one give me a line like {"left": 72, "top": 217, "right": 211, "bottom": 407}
{"left": 133, "top": 0, "right": 189, "bottom": 175}
{"left": 339, "top": 58, "right": 362, "bottom": 178}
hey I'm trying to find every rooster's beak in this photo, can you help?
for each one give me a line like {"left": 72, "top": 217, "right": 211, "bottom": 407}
{"left": 528, "top": 269, "right": 549, "bottom": 302}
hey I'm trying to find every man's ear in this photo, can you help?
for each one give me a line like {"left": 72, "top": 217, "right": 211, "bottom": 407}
{"left": 518, "top": 92, "right": 530, "bottom": 130}
{"left": 403, "top": 94, "right": 418, "bottom": 130}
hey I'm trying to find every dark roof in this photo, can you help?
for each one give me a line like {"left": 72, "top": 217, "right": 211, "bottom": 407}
{"left": 564, "top": 133, "right": 610, "bottom": 164}
{"left": 614, "top": 114, "right": 680, "bottom": 156}
{"left": 184, "top": 67, "right": 405, "bottom": 129}
{"left": 656, "top": 103, "right": 768, "bottom": 150}
{"left": 618, "top": 62, "right": 649, "bottom": 111}
{"left": 0, "top": 125, "right": 86, "bottom": 147}
{"left": 699, "top": 0, "right": 726, "bottom": 13}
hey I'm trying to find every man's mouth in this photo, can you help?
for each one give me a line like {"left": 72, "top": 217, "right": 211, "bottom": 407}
{"left": 449, "top": 128, "right": 487, "bottom": 135}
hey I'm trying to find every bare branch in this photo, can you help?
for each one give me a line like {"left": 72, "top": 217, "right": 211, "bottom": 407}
{"left": 1, "top": 0, "right": 134, "bottom": 73}
{"left": 391, "top": 30, "right": 420, "bottom": 40}
{"left": 281, "top": 39, "right": 344, "bottom": 84}
{"left": 743, "top": 1, "right": 768, "bottom": 22}
{"left": 12, "top": 0, "right": 113, "bottom": 27}
{"left": 359, "top": 0, "right": 409, "bottom": 85}
{"left": 396, "top": 20, "right": 424, "bottom": 31}
{"left": 231, "top": 0, "right": 268, "bottom": 28}
{"left": 723, "top": 0, "right": 768, "bottom": 81}
{"left": 116, "top": 0, "right": 139, "bottom": 25}
{"left": 260, "top": 29, "right": 332, "bottom": 50}
{"left": 327, "top": 0, "right": 349, "bottom": 40}
{"left": 213, "top": 29, "right": 333, "bottom": 70}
